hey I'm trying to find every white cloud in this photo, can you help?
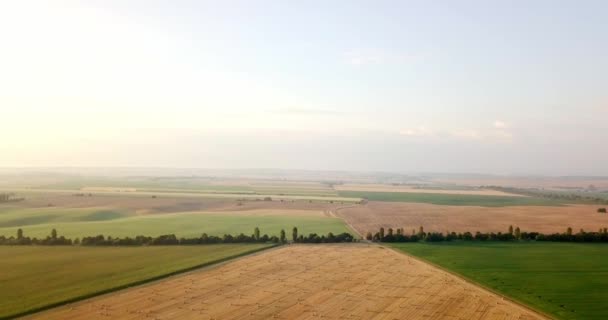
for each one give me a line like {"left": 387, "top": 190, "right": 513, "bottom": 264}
{"left": 494, "top": 120, "right": 507, "bottom": 129}
{"left": 399, "top": 126, "right": 433, "bottom": 137}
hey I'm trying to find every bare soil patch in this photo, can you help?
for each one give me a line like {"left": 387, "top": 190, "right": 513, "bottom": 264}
{"left": 336, "top": 201, "right": 608, "bottom": 234}
{"left": 28, "top": 245, "right": 546, "bottom": 320}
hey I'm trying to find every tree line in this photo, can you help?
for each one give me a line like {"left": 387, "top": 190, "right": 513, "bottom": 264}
{"left": 0, "top": 193, "right": 24, "bottom": 203}
{"left": 0, "top": 227, "right": 355, "bottom": 246}
{"left": 366, "top": 225, "right": 608, "bottom": 243}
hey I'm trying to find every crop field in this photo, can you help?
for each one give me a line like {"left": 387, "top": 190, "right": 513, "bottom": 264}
{"left": 391, "top": 242, "right": 608, "bottom": 320}
{"left": 335, "top": 201, "right": 608, "bottom": 234}
{"left": 28, "top": 244, "right": 545, "bottom": 320}
{"left": 6, "top": 175, "right": 341, "bottom": 197}
{"left": 0, "top": 210, "right": 352, "bottom": 239}
{"left": 0, "top": 244, "right": 272, "bottom": 319}
{"left": 335, "top": 184, "right": 523, "bottom": 196}
{"left": 337, "top": 190, "right": 564, "bottom": 206}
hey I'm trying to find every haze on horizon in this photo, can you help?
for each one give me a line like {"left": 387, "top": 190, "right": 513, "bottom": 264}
{"left": 1, "top": 1, "right": 606, "bottom": 176}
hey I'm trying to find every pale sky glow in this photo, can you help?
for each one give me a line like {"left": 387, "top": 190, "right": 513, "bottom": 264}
{"left": 1, "top": 1, "right": 607, "bottom": 174}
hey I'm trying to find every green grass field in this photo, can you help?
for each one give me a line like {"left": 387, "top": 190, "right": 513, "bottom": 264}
{"left": 0, "top": 212, "right": 352, "bottom": 239}
{"left": 0, "top": 207, "right": 132, "bottom": 228}
{"left": 339, "top": 190, "right": 565, "bottom": 206}
{"left": 0, "top": 244, "right": 272, "bottom": 319}
{"left": 391, "top": 242, "right": 608, "bottom": 320}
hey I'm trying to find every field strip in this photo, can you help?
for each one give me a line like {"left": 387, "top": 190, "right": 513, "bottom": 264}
{"left": 8, "top": 245, "right": 278, "bottom": 320}
{"left": 384, "top": 246, "right": 554, "bottom": 320}
{"left": 1, "top": 188, "right": 361, "bottom": 203}
{"left": 334, "top": 184, "right": 526, "bottom": 197}
{"left": 26, "top": 244, "right": 549, "bottom": 320}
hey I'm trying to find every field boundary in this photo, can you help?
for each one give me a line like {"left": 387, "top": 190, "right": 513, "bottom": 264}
{"left": 329, "top": 204, "right": 363, "bottom": 238}
{"left": 385, "top": 244, "right": 555, "bottom": 320}
{"left": 9, "top": 244, "right": 279, "bottom": 320}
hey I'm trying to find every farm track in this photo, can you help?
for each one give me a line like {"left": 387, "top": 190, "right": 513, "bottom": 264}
{"left": 26, "top": 244, "right": 548, "bottom": 320}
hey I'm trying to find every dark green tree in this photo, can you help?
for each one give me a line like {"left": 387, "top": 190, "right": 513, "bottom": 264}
{"left": 508, "top": 225, "right": 514, "bottom": 235}
{"left": 254, "top": 227, "right": 260, "bottom": 241}
{"left": 17, "top": 228, "right": 23, "bottom": 240}
{"left": 379, "top": 227, "right": 385, "bottom": 239}
{"left": 292, "top": 227, "right": 298, "bottom": 242}
{"left": 280, "top": 229, "right": 286, "bottom": 243}
{"left": 51, "top": 228, "right": 57, "bottom": 240}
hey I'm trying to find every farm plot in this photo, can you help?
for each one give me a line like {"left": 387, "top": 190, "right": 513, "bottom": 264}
{"left": 338, "top": 190, "right": 562, "bottom": 206}
{"left": 0, "top": 211, "right": 352, "bottom": 239}
{"left": 392, "top": 242, "right": 608, "bottom": 320}
{"left": 0, "top": 244, "right": 271, "bottom": 319}
{"left": 335, "top": 183, "right": 523, "bottom": 196}
{"left": 28, "top": 245, "right": 546, "bottom": 320}
{"left": 335, "top": 201, "right": 608, "bottom": 234}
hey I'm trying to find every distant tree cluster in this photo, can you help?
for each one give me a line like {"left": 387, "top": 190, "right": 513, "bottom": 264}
{"left": 0, "top": 227, "right": 355, "bottom": 246}
{"left": 293, "top": 232, "right": 354, "bottom": 243}
{"left": 368, "top": 225, "right": 608, "bottom": 243}
{"left": 0, "top": 228, "right": 72, "bottom": 245}
{"left": 0, "top": 193, "right": 24, "bottom": 203}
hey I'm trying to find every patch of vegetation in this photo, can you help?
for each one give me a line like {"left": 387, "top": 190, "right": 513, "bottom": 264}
{"left": 0, "top": 213, "right": 352, "bottom": 238}
{"left": 0, "top": 207, "right": 130, "bottom": 228}
{"left": 0, "top": 244, "right": 272, "bottom": 319}
{"left": 338, "top": 190, "right": 565, "bottom": 206}
{"left": 392, "top": 242, "right": 608, "bottom": 320}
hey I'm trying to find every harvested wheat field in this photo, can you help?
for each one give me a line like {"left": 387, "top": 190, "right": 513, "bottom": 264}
{"left": 27, "top": 245, "right": 546, "bottom": 320}
{"left": 336, "top": 201, "right": 608, "bottom": 234}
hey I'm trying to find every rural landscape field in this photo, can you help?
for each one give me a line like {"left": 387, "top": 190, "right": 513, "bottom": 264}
{"left": 3, "top": 1, "right": 608, "bottom": 319}
{"left": 1, "top": 170, "right": 608, "bottom": 319}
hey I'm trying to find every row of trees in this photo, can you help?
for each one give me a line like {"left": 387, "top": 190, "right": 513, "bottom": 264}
{"left": 0, "top": 193, "right": 24, "bottom": 203}
{"left": 367, "top": 225, "right": 608, "bottom": 243}
{"left": 0, "top": 227, "right": 355, "bottom": 246}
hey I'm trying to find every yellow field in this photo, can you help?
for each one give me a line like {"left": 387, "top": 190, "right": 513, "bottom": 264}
{"left": 27, "top": 245, "right": 546, "bottom": 320}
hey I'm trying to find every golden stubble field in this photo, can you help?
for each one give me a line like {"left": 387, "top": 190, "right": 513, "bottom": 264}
{"left": 336, "top": 201, "right": 608, "bottom": 234}
{"left": 27, "top": 245, "right": 546, "bottom": 320}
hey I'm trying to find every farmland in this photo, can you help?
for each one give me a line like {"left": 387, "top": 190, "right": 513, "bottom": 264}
{"left": 392, "top": 242, "right": 608, "bottom": 320}
{"left": 0, "top": 244, "right": 272, "bottom": 319}
{"left": 0, "top": 189, "right": 355, "bottom": 238}
{"left": 27, "top": 245, "right": 546, "bottom": 320}
{"left": 0, "top": 211, "right": 352, "bottom": 239}
{"left": 336, "top": 201, "right": 608, "bottom": 234}
{"left": 338, "top": 190, "right": 565, "bottom": 206}
{"left": 335, "top": 183, "right": 523, "bottom": 196}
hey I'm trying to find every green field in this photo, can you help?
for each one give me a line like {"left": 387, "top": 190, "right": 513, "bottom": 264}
{"left": 391, "top": 242, "right": 608, "bottom": 320}
{"left": 0, "top": 211, "right": 352, "bottom": 239}
{"left": 0, "top": 207, "right": 132, "bottom": 228}
{"left": 339, "top": 190, "right": 565, "bottom": 206}
{"left": 0, "top": 244, "right": 272, "bottom": 319}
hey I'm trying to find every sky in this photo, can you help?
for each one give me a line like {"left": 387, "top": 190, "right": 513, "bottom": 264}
{"left": 0, "top": 0, "right": 606, "bottom": 175}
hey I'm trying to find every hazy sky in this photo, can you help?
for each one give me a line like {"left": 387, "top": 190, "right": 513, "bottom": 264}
{"left": 1, "top": 1, "right": 606, "bottom": 175}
